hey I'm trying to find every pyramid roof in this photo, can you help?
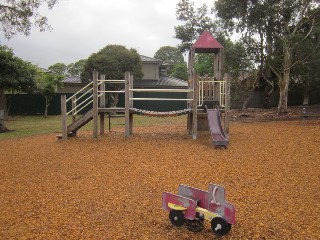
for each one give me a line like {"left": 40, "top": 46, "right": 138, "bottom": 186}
{"left": 192, "top": 31, "right": 223, "bottom": 53}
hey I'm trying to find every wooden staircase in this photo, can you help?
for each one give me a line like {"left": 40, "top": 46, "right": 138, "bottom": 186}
{"left": 57, "top": 108, "right": 94, "bottom": 139}
{"left": 68, "top": 108, "right": 94, "bottom": 134}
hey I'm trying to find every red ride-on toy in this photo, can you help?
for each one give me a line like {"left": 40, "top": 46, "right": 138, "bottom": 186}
{"left": 162, "top": 184, "right": 236, "bottom": 235}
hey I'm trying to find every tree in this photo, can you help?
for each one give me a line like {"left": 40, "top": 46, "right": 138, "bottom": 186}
{"left": 194, "top": 54, "right": 214, "bottom": 77}
{"left": 81, "top": 45, "right": 143, "bottom": 107}
{"left": 288, "top": 8, "right": 320, "bottom": 105}
{"left": 0, "top": 0, "right": 58, "bottom": 39}
{"left": 67, "top": 59, "right": 87, "bottom": 77}
{"left": 215, "top": 0, "right": 320, "bottom": 113}
{"left": 0, "top": 45, "right": 37, "bottom": 132}
{"left": 154, "top": 46, "right": 184, "bottom": 74}
{"left": 170, "top": 63, "right": 188, "bottom": 80}
{"left": 48, "top": 62, "right": 67, "bottom": 76}
{"left": 175, "top": 0, "right": 218, "bottom": 52}
{"left": 35, "top": 70, "right": 63, "bottom": 118}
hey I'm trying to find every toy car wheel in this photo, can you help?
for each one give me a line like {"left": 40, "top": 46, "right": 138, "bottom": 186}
{"left": 211, "top": 217, "right": 230, "bottom": 235}
{"left": 169, "top": 210, "right": 185, "bottom": 227}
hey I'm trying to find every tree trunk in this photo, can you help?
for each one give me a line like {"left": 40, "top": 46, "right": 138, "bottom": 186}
{"left": 241, "top": 76, "right": 259, "bottom": 112}
{"left": 0, "top": 88, "right": 8, "bottom": 132}
{"left": 278, "top": 47, "right": 291, "bottom": 114}
{"left": 110, "top": 93, "right": 119, "bottom": 108}
{"left": 303, "top": 79, "right": 310, "bottom": 105}
{"left": 241, "top": 94, "right": 252, "bottom": 112}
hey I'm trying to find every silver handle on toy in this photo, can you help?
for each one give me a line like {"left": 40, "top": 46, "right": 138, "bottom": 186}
{"left": 210, "top": 186, "right": 221, "bottom": 206}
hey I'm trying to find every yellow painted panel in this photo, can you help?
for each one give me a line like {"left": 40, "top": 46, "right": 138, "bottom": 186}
{"left": 168, "top": 202, "right": 187, "bottom": 211}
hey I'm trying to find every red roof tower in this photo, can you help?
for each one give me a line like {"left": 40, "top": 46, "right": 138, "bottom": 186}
{"left": 192, "top": 30, "right": 223, "bottom": 53}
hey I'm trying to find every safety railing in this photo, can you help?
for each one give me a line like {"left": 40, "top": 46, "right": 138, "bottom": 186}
{"left": 64, "top": 81, "right": 94, "bottom": 120}
{"left": 198, "top": 76, "right": 226, "bottom": 108}
{"left": 97, "top": 77, "right": 125, "bottom": 110}
{"left": 128, "top": 88, "right": 193, "bottom": 102}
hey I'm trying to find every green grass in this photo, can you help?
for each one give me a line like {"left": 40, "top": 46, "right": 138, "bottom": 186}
{"left": 0, "top": 115, "right": 62, "bottom": 140}
{"left": 0, "top": 114, "right": 187, "bottom": 140}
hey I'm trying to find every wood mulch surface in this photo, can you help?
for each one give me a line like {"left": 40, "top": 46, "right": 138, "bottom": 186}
{"left": 0, "top": 118, "right": 319, "bottom": 239}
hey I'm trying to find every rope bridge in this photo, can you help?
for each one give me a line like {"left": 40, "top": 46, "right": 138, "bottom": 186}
{"left": 129, "top": 108, "right": 192, "bottom": 117}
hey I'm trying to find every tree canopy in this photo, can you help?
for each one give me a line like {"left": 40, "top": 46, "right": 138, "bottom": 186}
{"left": 154, "top": 46, "right": 184, "bottom": 66}
{"left": 215, "top": 0, "right": 320, "bottom": 112}
{"left": 0, "top": 45, "right": 37, "bottom": 92}
{"left": 35, "top": 69, "right": 63, "bottom": 117}
{"left": 48, "top": 62, "right": 67, "bottom": 76}
{"left": 154, "top": 46, "right": 186, "bottom": 77}
{"left": 81, "top": 45, "right": 143, "bottom": 107}
{"left": 0, "top": 0, "right": 59, "bottom": 39}
{"left": 81, "top": 45, "right": 143, "bottom": 82}
{"left": 0, "top": 45, "right": 37, "bottom": 131}
{"left": 170, "top": 63, "right": 188, "bottom": 80}
{"left": 67, "top": 59, "right": 87, "bottom": 77}
{"left": 175, "top": 0, "right": 218, "bottom": 52}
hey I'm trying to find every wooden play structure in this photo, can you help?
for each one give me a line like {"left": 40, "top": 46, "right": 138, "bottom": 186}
{"left": 60, "top": 31, "right": 230, "bottom": 145}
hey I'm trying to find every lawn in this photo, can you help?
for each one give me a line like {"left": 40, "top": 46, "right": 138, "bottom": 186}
{"left": 0, "top": 115, "right": 187, "bottom": 140}
{"left": 0, "top": 116, "right": 319, "bottom": 239}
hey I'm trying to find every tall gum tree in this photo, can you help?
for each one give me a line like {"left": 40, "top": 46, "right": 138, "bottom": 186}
{"left": 0, "top": 0, "right": 58, "bottom": 39}
{"left": 215, "top": 0, "right": 320, "bottom": 113}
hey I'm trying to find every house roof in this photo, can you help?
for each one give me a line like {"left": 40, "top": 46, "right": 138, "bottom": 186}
{"left": 134, "top": 75, "right": 188, "bottom": 88}
{"left": 62, "top": 75, "right": 187, "bottom": 88}
{"left": 62, "top": 76, "right": 82, "bottom": 84}
{"left": 192, "top": 30, "right": 223, "bottom": 53}
{"left": 140, "top": 55, "right": 163, "bottom": 64}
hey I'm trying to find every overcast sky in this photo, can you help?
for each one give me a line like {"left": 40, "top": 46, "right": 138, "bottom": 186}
{"left": 0, "top": 0, "right": 215, "bottom": 68}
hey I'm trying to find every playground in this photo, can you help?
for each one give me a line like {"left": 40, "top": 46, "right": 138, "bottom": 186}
{"left": 0, "top": 118, "right": 319, "bottom": 239}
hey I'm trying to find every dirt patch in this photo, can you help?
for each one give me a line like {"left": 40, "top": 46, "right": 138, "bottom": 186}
{"left": 0, "top": 120, "right": 319, "bottom": 239}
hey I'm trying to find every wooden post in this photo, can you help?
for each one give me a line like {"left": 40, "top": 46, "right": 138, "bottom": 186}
{"left": 61, "top": 95, "right": 67, "bottom": 140}
{"left": 225, "top": 73, "right": 230, "bottom": 133}
{"left": 125, "top": 71, "right": 130, "bottom": 137}
{"left": 93, "top": 70, "right": 98, "bottom": 139}
{"left": 72, "top": 96, "right": 76, "bottom": 124}
{"left": 220, "top": 48, "right": 224, "bottom": 80}
{"left": 192, "top": 74, "right": 199, "bottom": 139}
{"left": 214, "top": 53, "right": 218, "bottom": 80}
{"left": 100, "top": 74, "right": 105, "bottom": 135}
{"left": 187, "top": 48, "right": 195, "bottom": 135}
{"left": 129, "top": 74, "right": 134, "bottom": 135}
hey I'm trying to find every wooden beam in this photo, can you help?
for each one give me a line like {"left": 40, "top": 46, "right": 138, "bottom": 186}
{"left": 187, "top": 48, "right": 195, "bottom": 135}
{"left": 125, "top": 71, "right": 130, "bottom": 137}
{"left": 61, "top": 95, "right": 67, "bottom": 140}
{"left": 93, "top": 70, "right": 98, "bottom": 139}
{"left": 129, "top": 74, "right": 133, "bottom": 134}
{"left": 72, "top": 96, "right": 76, "bottom": 124}
{"left": 224, "top": 73, "right": 230, "bottom": 133}
{"left": 192, "top": 73, "right": 199, "bottom": 139}
{"left": 100, "top": 74, "right": 105, "bottom": 135}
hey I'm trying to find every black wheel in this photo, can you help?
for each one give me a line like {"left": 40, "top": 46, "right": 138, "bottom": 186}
{"left": 169, "top": 210, "right": 185, "bottom": 227}
{"left": 211, "top": 217, "right": 231, "bottom": 235}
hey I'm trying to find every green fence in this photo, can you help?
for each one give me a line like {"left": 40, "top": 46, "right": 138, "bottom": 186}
{"left": 7, "top": 92, "right": 189, "bottom": 116}
{"left": 7, "top": 89, "right": 320, "bottom": 116}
